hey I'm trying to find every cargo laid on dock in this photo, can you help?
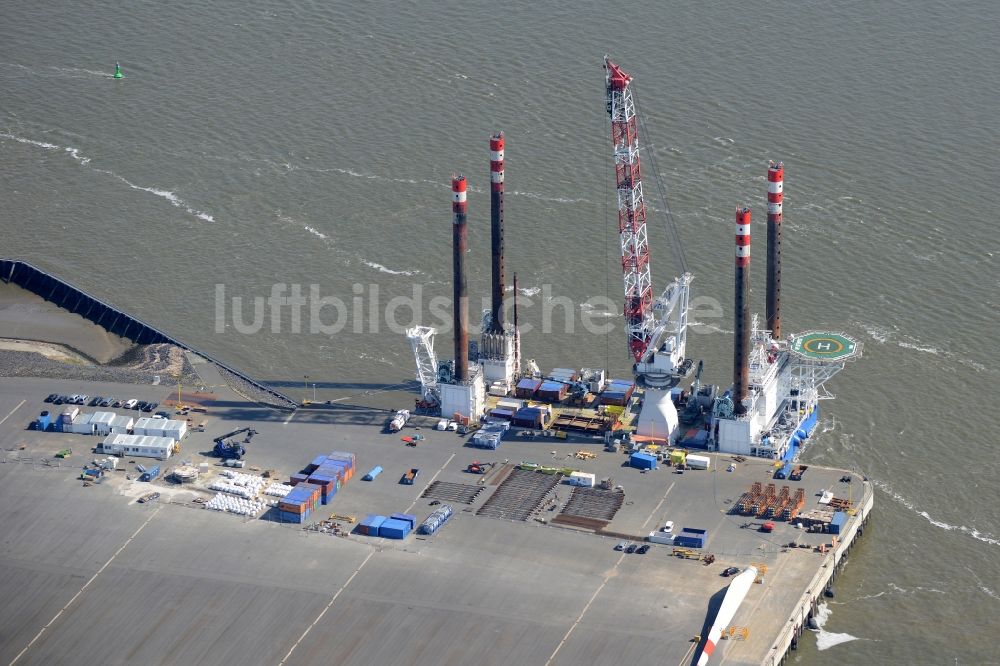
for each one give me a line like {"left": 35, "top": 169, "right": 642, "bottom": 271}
{"left": 418, "top": 504, "right": 454, "bottom": 535}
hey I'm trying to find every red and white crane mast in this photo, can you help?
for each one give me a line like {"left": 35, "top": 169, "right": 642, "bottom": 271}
{"left": 605, "top": 57, "right": 654, "bottom": 363}
{"left": 604, "top": 57, "right": 692, "bottom": 386}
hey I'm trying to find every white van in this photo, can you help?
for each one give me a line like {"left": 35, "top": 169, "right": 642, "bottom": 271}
{"left": 124, "top": 399, "right": 138, "bottom": 409}
{"left": 662, "top": 520, "right": 674, "bottom": 534}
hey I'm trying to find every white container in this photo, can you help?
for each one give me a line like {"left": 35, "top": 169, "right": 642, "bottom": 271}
{"left": 648, "top": 531, "right": 674, "bottom": 545}
{"left": 686, "top": 454, "right": 711, "bottom": 470}
{"left": 569, "top": 472, "right": 596, "bottom": 487}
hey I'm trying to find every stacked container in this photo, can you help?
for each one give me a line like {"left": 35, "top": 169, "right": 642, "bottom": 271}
{"left": 278, "top": 485, "right": 317, "bottom": 523}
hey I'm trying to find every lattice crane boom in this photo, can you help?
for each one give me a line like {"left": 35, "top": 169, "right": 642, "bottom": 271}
{"left": 605, "top": 56, "right": 655, "bottom": 363}
{"left": 406, "top": 325, "right": 440, "bottom": 405}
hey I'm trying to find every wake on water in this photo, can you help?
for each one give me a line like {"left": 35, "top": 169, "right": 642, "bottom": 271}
{"left": 810, "top": 602, "right": 862, "bottom": 651}
{"left": 873, "top": 479, "right": 1000, "bottom": 546}
{"left": 1, "top": 132, "right": 215, "bottom": 222}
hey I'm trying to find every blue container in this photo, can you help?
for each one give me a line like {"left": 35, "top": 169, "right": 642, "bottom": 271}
{"left": 775, "top": 463, "right": 792, "bottom": 480}
{"left": 359, "top": 515, "right": 387, "bottom": 536}
{"left": 390, "top": 513, "right": 417, "bottom": 529}
{"left": 36, "top": 412, "right": 52, "bottom": 431}
{"left": 304, "top": 455, "right": 328, "bottom": 474}
{"left": 629, "top": 452, "right": 657, "bottom": 470}
{"left": 378, "top": 518, "right": 411, "bottom": 539}
{"left": 318, "top": 460, "right": 349, "bottom": 477}
{"left": 363, "top": 466, "right": 383, "bottom": 481}
{"left": 326, "top": 451, "right": 356, "bottom": 469}
{"left": 829, "top": 511, "right": 847, "bottom": 535}
{"left": 140, "top": 465, "right": 160, "bottom": 482}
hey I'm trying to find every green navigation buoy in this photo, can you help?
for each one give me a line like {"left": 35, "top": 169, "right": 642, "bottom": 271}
{"left": 113, "top": 61, "right": 124, "bottom": 79}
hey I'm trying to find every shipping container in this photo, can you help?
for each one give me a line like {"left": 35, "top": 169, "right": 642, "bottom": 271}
{"left": 686, "top": 454, "right": 711, "bottom": 470}
{"left": 648, "top": 531, "right": 675, "bottom": 545}
{"left": 515, "top": 378, "right": 542, "bottom": 399}
{"left": 305, "top": 455, "right": 328, "bottom": 474}
{"left": 674, "top": 527, "right": 707, "bottom": 548}
{"left": 389, "top": 513, "right": 417, "bottom": 529}
{"left": 358, "top": 514, "right": 387, "bottom": 536}
{"left": 363, "top": 466, "right": 383, "bottom": 481}
{"left": 569, "top": 472, "right": 596, "bottom": 487}
{"left": 829, "top": 511, "right": 847, "bottom": 535}
{"left": 630, "top": 452, "right": 657, "bottom": 470}
{"left": 774, "top": 463, "right": 792, "bottom": 480}
{"left": 489, "top": 409, "right": 515, "bottom": 421}
{"left": 378, "top": 518, "right": 411, "bottom": 539}
{"left": 327, "top": 450, "right": 357, "bottom": 468}
{"left": 36, "top": 412, "right": 52, "bottom": 431}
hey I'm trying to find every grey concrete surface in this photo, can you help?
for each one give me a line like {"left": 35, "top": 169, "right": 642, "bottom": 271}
{"left": 0, "top": 376, "right": 867, "bottom": 666}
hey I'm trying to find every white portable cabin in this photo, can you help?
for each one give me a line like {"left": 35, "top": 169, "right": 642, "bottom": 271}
{"left": 568, "top": 472, "right": 596, "bottom": 487}
{"left": 100, "top": 433, "right": 174, "bottom": 460}
{"left": 110, "top": 414, "right": 134, "bottom": 434}
{"left": 160, "top": 419, "right": 187, "bottom": 441}
{"left": 132, "top": 417, "right": 155, "bottom": 435}
{"left": 68, "top": 413, "right": 94, "bottom": 434}
{"left": 90, "top": 411, "right": 117, "bottom": 436}
{"left": 686, "top": 454, "right": 711, "bottom": 470}
{"left": 133, "top": 417, "right": 186, "bottom": 442}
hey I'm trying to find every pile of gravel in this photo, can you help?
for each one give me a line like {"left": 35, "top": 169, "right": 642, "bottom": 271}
{"left": 0, "top": 343, "right": 200, "bottom": 386}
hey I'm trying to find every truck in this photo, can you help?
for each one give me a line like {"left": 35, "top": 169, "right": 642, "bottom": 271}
{"left": 401, "top": 468, "right": 419, "bottom": 485}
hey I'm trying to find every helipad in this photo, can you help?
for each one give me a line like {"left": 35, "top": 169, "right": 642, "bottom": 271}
{"left": 790, "top": 331, "right": 860, "bottom": 362}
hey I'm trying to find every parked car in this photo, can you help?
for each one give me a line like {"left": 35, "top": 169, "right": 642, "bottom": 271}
{"left": 53, "top": 396, "right": 64, "bottom": 405}
{"left": 615, "top": 541, "right": 628, "bottom": 551}
{"left": 625, "top": 544, "right": 638, "bottom": 554}
{"left": 722, "top": 567, "right": 741, "bottom": 577}
{"left": 136, "top": 401, "right": 148, "bottom": 411}
{"left": 44, "top": 394, "right": 58, "bottom": 403}
{"left": 662, "top": 520, "right": 674, "bottom": 534}
{"left": 100, "top": 397, "right": 114, "bottom": 407}
{"left": 142, "top": 402, "right": 157, "bottom": 412}
{"left": 435, "top": 419, "right": 449, "bottom": 431}
{"left": 78, "top": 395, "right": 89, "bottom": 405}
{"left": 89, "top": 396, "right": 103, "bottom": 407}
{"left": 154, "top": 411, "right": 169, "bottom": 418}
{"left": 124, "top": 399, "right": 138, "bottom": 409}
{"left": 446, "top": 421, "right": 458, "bottom": 431}
{"left": 112, "top": 400, "right": 123, "bottom": 408}
{"left": 637, "top": 545, "right": 650, "bottom": 555}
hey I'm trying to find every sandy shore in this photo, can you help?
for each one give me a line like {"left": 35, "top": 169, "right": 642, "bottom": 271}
{"left": 0, "top": 338, "right": 92, "bottom": 364}
{"left": 0, "top": 282, "right": 134, "bottom": 363}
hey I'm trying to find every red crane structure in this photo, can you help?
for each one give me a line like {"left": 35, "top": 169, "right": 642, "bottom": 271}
{"left": 604, "top": 56, "right": 692, "bottom": 386}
